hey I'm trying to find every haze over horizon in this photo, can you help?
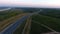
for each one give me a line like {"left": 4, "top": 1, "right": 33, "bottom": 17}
{"left": 0, "top": 0, "right": 60, "bottom": 8}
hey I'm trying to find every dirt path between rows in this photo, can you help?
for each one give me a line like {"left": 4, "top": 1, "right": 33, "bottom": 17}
{"left": 22, "top": 16, "right": 31, "bottom": 34}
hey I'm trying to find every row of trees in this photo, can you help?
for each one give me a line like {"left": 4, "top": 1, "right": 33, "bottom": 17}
{"left": 39, "top": 8, "right": 60, "bottom": 18}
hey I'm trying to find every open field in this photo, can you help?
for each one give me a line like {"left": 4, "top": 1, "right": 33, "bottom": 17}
{"left": 0, "top": 8, "right": 60, "bottom": 34}
{"left": 0, "top": 9, "right": 23, "bottom": 21}
{"left": 30, "top": 14, "right": 60, "bottom": 34}
{"left": 0, "top": 13, "right": 27, "bottom": 31}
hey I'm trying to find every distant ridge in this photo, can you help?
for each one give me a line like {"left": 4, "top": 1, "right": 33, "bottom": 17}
{"left": 0, "top": 8, "right": 11, "bottom": 11}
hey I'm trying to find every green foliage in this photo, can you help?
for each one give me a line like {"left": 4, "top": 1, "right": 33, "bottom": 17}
{"left": 0, "top": 9, "right": 23, "bottom": 21}
{"left": 39, "top": 9, "right": 60, "bottom": 18}
{"left": 30, "top": 14, "right": 60, "bottom": 34}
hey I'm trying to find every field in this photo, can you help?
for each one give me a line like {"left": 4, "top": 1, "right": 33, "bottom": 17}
{"left": 0, "top": 8, "right": 23, "bottom": 21}
{"left": 0, "top": 8, "right": 60, "bottom": 34}
{"left": 30, "top": 14, "right": 60, "bottom": 34}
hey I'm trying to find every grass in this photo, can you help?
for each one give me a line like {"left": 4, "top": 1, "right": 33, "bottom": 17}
{"left": 0, "top": 14, "right": 25, "bottom": 31}
{"left": 30, "top": 14, "right": 60, "bottom": 34}
{"left": 0, "top": 9, "right": 23, "bottom": 21}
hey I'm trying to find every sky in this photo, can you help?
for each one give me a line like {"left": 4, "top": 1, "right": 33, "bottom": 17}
{"left": 0, "top": 0, "right": 60, "bottom": 8}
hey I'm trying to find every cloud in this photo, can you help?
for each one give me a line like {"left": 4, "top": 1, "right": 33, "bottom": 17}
{"left": 0, "top": 0, "right": 60, "bottom": 8}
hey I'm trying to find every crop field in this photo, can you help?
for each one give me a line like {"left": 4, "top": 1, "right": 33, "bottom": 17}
{"left": 30, "top": 14, "right": 60, "bottom": 34}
